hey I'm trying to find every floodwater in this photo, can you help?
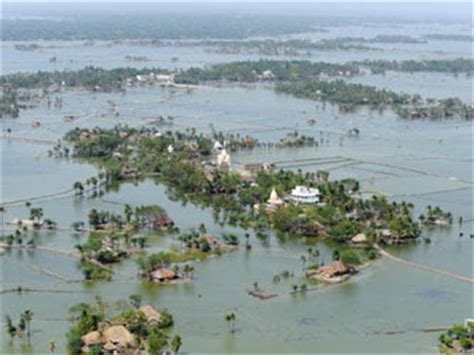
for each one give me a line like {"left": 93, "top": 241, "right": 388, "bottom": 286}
{"left": 1, "top": 23, "right": 473, "bottom": 354}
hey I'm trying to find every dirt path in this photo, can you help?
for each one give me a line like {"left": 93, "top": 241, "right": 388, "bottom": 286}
{"left": 374, "top": 244, "right": 474, "bottom": 284}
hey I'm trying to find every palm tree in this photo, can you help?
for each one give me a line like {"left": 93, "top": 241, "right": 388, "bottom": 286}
{"left": 48, "top": 340, "right": 56, "bottom": 353}
{"left": 29, "top": 208, "right": 43, "bottom": 223}
{"left": 5, "top": 315, "right": 17, "bottom": 338}
{"left": 129, "top": 294, "right": 142, "bottom": 309}
{"left": 22, "top": 309, "right": 33, "bottom": 339}
{"left": 124, "top": 204, "right": 133, "bottom": 223}
{"left": 170, "top": 335, "right": 182, "bottom": 354}
{"left": 313, "top": 249, "right": 320, "bottom": 264}
{"left": 73, "top": 181, "right": 84, "bottom": 196}
{"left": 0, "top": 206, "right": 5, "bottom": 238}
{"left": 300, "top": 255, "right": 307, "bottom": 271}
{"left": 224, "top": 312, "right": 236, "bottom": 334}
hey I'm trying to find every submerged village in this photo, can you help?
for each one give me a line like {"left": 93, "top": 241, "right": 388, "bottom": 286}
{"left": 1, "top": 4, "right": 474, "bottom": 355}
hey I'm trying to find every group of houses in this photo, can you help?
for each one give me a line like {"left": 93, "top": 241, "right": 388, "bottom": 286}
{"left": 80, "top": 305, "right": 163, "bottom": 353}
{"left": 126, "top": 73, "right": 175, "bottom": 87}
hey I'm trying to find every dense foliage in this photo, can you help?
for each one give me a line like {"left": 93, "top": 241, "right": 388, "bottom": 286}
{"left": 357, "top": 58, "right": 474, "bottom": 75}
{"left": 63, "top": 126, "right": 424, "bottom": 247}
{"left": 3, "top": 15, "right": 325, "bottom": 41}
{"left": 66, "top": 296, "right": 177, "bottom": 354}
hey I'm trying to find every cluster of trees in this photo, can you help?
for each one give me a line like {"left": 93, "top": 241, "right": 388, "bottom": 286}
{"left": 5, "top": 60, "right": 471, "bottom": 120}
{"left": 0, "top": 66, "right": 169, "bottom": 92}
{"left": 3, "top": 14, "right": 325, "bottom": 41}
{"left": 276, "top": 79, "right": 411, "bottom": 111}
{"left": 277, "top": 131, "right": 318, "bottom": 148}
{"left": 66, "top": 295, "right": 180, "bottom": 354}
{"left": 357, "top": 58, "right": 474, "bottom": 75}
{"left": 276, "top": 79, "right": 473, "bottom": 120}
{"left": 395, "top": 98, "right": 473, "bottom": 120}
{"left": 174, "top": 60, "right": 359, "bottom": 84}
{"left": 5, "top": 310, "right": 34, "bottom": 342}
{"left": 201, "top": 38, "right": 374, "bottom": 55}
{"left": 439, "top": 323, "right": 473, "bottom": 351}
{"left": 0, "top": 89, "right": 20, "bottom": 118}
{"left": 136, "top": 251, "right": 197, "bottom": 280}
{"left": 424, "top": 34, "right": 474, "bottom": 42}
{"left": 64, "top": 126, "right": 425, "bottom": 246}
{"left": 419, "top": 205, "right": 453, "bottom": 226}
{"left": 86, "top": 204, "right": 170, "bottom": 231}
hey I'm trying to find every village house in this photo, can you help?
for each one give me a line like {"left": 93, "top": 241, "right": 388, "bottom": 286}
{"left": 139, "top": 304, "right": 162, "bottom": 326}
{"left": 81, "top": 325, "right": 134, "bottom": 354}
{"left": 151, "top": 268, "right": 179, "bottom": 283}
{"left": 351, "top": 233, "right": 368, "bottom": 246}
{"left": 257, "top": 70, "right": 275, "bottom": 80}
{"left": 153, "top": 214, "right": 175, "bottom": 229}
{"left": 307, "top": 261, "right": 355, "bottom": 283}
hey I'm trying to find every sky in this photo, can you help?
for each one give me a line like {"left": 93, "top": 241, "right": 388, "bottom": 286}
{"left": 2, "top": 1, "right": 472, "bottom": 24}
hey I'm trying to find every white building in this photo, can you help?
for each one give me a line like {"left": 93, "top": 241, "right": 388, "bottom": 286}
{"left": 213, "top": 141, "right": 223, "bottom": 151}
{"left": 216, "top": 149, "right": 231, "bottom": 167}
{"left": 289, "top": 186, "right": 320, "bottom": 204}
{"left": 267, "top": 188, "right": 284, "bottom": 207}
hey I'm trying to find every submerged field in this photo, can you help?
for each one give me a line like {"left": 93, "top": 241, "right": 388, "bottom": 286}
{"left": 1, "top": 19, "right": 473, "bottom": 354}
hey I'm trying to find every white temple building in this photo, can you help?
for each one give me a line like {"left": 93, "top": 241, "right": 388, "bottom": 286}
{"left": 267, "top": 187, "right": 284, "bottom": 207}
{"left": 289, "top": 186, "right": 320, "bottom": 204}
{"left": 217, "top": 149, "right": 231, "bottom": 167}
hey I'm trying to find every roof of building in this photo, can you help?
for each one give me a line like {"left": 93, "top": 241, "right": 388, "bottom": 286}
{"left": 352, "top": 233, "right": 367, "bottom": 243}
{"left": 81, "top": 331, "right": 102, "bottom": 346}
{"left": 139, "top": 304, "right": 162, "bottom": 324}
{"left": 290, "top": 185, "right": 320, "bottom": 197}
{"left": 151, "top": 268, "right": 177, "bottom": 280}
{"left": 103, "top": 325, "right": 134, "bottom": 346}
{"left": 318, "top": 261, "right": 350, "bottom": 277}
{"left": 267, "top": 187, "right": 284, "bottom": 205}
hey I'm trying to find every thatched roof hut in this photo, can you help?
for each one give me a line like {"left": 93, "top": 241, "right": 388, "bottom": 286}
{"left": 103, "top": 325, "right": 134, "bottom": 347}
{"left": 151, "top": 268, "right": 177, "bottom": 282}
{"left": 318, "top": 261, "right": 350, "bottom": 278}
{"left": 81, "top": 331, "right": 101, "bottom": 348}
{"left": 351, "top": 233, "right": 367, "bottom": 243}
{"left": 81, "top": 325, "right": 134, "bottom": 353}
{"left": 139, "top": 304, "right": 162, "bottom": 325}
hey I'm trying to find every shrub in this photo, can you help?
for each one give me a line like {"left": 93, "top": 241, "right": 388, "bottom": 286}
{"left": 340, "top": 250, "right": 361, "bottom": 265}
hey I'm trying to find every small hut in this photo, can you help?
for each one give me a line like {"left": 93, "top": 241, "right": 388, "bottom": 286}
{"left": 81, "top": 331, "right": 102, "bottom": 352}
{"left": 139, "top": 304, "right": 162, "bottom": 325}
{"left": 318, "top": 261, "right": 352, "bottom": 278}
{"left": 151, "top": 268, "right": 178, "bottom": 282}
{"left": 351, "top": 233, "right": 367, "bottom": 244}
{"left": 153, "top": 214, "right": 174, "bottom": 228}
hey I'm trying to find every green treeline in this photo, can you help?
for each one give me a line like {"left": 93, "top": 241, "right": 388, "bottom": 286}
{"left": 0, "top": 66, "right": 170, "bottom": 92}
{"left": 356, "top": 58, "right": 474, "bottom": 75}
